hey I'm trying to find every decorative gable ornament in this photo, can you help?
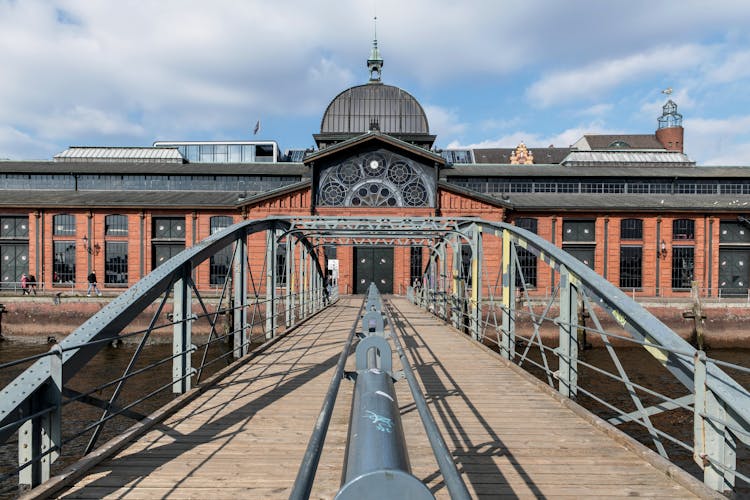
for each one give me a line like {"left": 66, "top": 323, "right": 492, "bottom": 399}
{"left": 510, "top": 142, "right": 534, "bottom": 165}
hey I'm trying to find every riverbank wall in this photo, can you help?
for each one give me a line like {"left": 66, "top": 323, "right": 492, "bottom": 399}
{"left": 0, "top": 294, "right": 748, "bottom": 347}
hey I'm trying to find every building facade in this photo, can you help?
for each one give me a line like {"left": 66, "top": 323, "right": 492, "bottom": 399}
{"left": 1, "top": 46, "right": 749, "bottom": 298}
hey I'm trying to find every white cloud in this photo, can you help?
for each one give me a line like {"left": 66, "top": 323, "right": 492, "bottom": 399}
{"left": 576, "top": 103, "right": 614, "bottom": 118}
{"left": 2, "top": 0, "right": 750, "bottom": 160}
{"left": 685, "top": 115, "right": 750, "bottom": 164}
{"left": 526, "top": 44, "right": 713, "bottom": 107}
{"left": 424, "top": 105, "right": 467, "bottom": 142}
{"left": 0, "top": 126, "right": 57, "bottom": 160}
{"left": 446, "top": 124, "right": 611, "bottom": 150}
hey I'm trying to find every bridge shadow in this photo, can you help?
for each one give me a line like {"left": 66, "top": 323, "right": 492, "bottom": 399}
{"left": 389, "top": 300, "right": 548, "bottom": 499}
{"left": 58, "top": 304, "right": 352, "bottom": 498}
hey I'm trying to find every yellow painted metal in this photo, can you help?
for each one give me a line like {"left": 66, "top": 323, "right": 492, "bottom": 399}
{"left": 502, "top": 231, "right": 511, "bottom": 311}
{"left": 470, "top": 255, "right": 479, "bottom": 307}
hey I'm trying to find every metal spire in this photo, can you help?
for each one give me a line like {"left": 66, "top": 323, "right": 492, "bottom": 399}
{"left": 367, "top": 16, "right": 383, "bottom": 82}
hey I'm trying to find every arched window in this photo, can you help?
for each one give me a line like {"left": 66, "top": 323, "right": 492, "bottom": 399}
{"left": 53, "top": 214, "right": 75, "bottom": 235}
{"left": 620, "top": 219, "right": 643, "bottom": 239}
{"left": 105, "top": 214, "right": 128, "bottom": 236}
{"left": 673, "top": 219, "right": 694, "bottom": 240}
{"left": 210, "top": 216, "right": 233, "bottom": 234}
{"left": 317, "top": 152, "right": 433, "bottom": 208}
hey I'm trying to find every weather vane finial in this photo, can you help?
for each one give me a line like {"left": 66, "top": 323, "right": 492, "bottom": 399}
{"left": 367, "top": 15, "right": 383, "bottom": 82}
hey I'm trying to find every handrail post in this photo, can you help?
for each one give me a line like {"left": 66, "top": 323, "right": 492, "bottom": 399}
{"left": 300, "top": 245, "right": 307, "bottom": 318}
{"left": 18, "top": 346, "right": 62, "bottom": 489}
{"left": 428, "top": 249, "right": 437, "bottom": 314}
{"left": 451, "top": 238, "right": 461, "bottom": 329}
{"left": 470, "top": 223, "right": 483, "bottom": 341}
{"left": 693, "top": 350, "right": 736, "bottom": 492}
{"left": 265, "top": 228, "right": 276, "bottom": 339}
{"left": 173, "top": 263, "right": 193, "bottom": 394}
{"left": 308, "top": 249, "right": 316, "bottom": 314}
{"left": 501, "top": 230, "right": 516, "bottom": 360}
{"left": 557, "top": 267, "right": 578, "bottom": 398}
{"left": 233, "top": 234, "right": 248, "bottom": 358}
{"left": 438, "top": 243, "right": 447, "bottom": 320}
{"left": 285, "top": 237, "right": 293, "bottom": 328}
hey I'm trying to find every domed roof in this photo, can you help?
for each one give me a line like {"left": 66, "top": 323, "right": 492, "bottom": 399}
{"left": 320, "top": 83, "right": 430, "bottom": 135}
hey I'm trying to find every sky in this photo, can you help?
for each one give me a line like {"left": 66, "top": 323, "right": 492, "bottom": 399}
{"left": 2, "top": 1, "right": 750, "bottom": 165}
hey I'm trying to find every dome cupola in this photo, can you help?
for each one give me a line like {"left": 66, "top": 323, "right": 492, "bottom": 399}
{"left": 314, "top": 31, "right": 435, "bottom": 150}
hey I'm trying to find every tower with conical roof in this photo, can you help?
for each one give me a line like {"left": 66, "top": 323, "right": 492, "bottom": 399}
{"left": 655, "top": 98, "right": 684, "bottom": 152}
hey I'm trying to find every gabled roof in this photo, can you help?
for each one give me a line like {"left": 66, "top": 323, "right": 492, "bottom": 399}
{"left": 236, "top": 179, "right": 311, "bottom": 208}
{"left": 438, "top": 181, "right": 513, "bottom": 209}
{"left": 0, "top": 160, "right": 308, "bottom": 176}
{"left": 0, "top": 180, "right": 312, "bottom": 210}
{"left": 497, "top": 192, "right": 750, "bottom": 212}
{"left": 472, "top": 147, "right": 571, "bottom": 164}
{"left": 441, "top": 164, "right": 746, "bottom": 178}
{"left": 304, "top": 131, "right": 445, "bottom": 166}
{"left": 572, "top": 134, "right": 664, "bottom": 150}
{"left": 561, "top": 151, "right": 693, "bottom": 167}
{"left": 54, "top": 146, "right": 184, "bottom": 163}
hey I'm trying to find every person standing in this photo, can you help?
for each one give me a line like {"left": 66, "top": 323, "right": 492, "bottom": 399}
{"left": 87, "top": 271, "right": 101, "bottom": 297}
{"left": 27, "top": 275, "right": 37, "bottom": 296}
{"left": 20, "top": 273, "right": 29, "bottom": 295}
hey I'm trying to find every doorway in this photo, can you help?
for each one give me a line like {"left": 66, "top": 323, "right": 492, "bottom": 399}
{"left": 354, "top": 247, "right": 394, "bottom": 294}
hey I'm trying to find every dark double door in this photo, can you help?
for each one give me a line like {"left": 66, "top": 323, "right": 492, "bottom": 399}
{"left": 720, "top": 249, "right": 750, "bottom": 296}
{"left": 563, "top": 245, "right": 595, "bottom": 270}
{"left": 1, "top": 243, "right": 28, "bottom": 289}
{"left": 354, "top": 247, "right": 393, "bottom": 294}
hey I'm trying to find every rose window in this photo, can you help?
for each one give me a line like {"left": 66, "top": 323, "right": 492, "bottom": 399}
{"left": 317, "top": 153, "right": 432, "bottom": 208}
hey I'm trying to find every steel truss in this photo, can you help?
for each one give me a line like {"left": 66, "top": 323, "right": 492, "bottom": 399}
{"left": 0, "top": 217, "right": 329, "bottom": 490}
{"left": 410, "top": 220, "right": 750, "bottom": 494}
{"left": 1, "top": 215, "right": 749, "bottom": 494}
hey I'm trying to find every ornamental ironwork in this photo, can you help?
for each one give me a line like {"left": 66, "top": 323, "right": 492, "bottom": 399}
{"left": 317, "top": 152, "right": 433, "bottom": 208}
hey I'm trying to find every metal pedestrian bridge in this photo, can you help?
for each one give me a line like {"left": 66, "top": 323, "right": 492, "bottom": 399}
{"left": 0, "top": 216, "right": 748, "bottom": 499}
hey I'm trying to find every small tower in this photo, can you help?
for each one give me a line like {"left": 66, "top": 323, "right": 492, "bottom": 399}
{"left": 367, "top": 17, "right": 383, "bottom": 82}
{"left": 655, "top": 99, "right": 684, "bottom": 152}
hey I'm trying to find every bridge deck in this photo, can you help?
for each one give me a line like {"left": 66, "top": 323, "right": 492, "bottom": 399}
{"left": 56, "top": 297, "right": 697, "bottom": 499}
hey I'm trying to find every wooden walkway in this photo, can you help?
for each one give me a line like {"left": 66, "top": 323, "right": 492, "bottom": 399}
{"left": 54, "top": 297, "right": 704, "bottom": 499}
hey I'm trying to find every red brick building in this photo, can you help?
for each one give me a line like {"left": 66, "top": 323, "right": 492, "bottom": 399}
{"left": 1, "top": 48, "right": 749, "bottom": 298}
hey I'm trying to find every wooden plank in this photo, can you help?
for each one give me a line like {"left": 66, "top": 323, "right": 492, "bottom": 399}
{"left": 50, "top": 297, "right": 713, "bottom": 500}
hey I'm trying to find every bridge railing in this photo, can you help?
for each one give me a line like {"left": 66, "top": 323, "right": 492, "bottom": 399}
{"left": 291, "top": 284, "right": 469, "bottom": 500}
{"left": 411, "top": 220, "right": 750, "bottom": 495}
{"left": 0, "top": 217, "right": 332, "bottom": 495}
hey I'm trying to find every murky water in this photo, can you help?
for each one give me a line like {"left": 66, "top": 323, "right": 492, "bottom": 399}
{"left": 0, "top": 340, "right": 748, "bottom": 496}
{"left": 0, "top": 340, "right": 233, "bottom": 498}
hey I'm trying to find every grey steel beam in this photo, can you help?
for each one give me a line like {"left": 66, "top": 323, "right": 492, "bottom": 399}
{"left": 469, "top": 224, "right": 483, "bottom": 341}
{"left": 285, "top": 237, "right": 293, "bottom": 328}
{"left": 450, "top": 237, "right": 461, "bottom": 330}
{"left": 172, "top": 263, "right": 193, "bottom": 394}
{"left": 0, "top": 217, "right": 329, "bottom": 443}
{"left": 265, "top": 228, "right": 276, "bottom": 339}
{"left": 233, "top": 234, "right": 248, "bottom": 359}
{"left": 300, "top": 244, "right": 307, "bottom": 318}
{"left": 18, "top": 346, "right": 61, "bottom": 488}
{"left": 478, "top": 220, "right": 750, "bottom": 423}
{"left": 501, "top": 231, "right": 516, "bottom": 360}
{"left": 557, "top": 268, "right": 578, "bottom": 398}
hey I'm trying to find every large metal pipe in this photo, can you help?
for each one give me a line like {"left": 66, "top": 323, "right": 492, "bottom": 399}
{"left": 337, "top": 284, "right": 432, "bottom": 499}
{"left": 337, "top": 367, "right": 432, "bottom": 500}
